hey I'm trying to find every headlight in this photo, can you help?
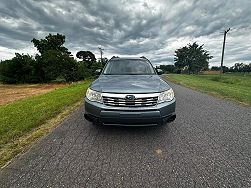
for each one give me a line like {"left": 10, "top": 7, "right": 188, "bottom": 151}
{"left": 86, "top": 88, "right": 102, "bottom": 103}
{"left": 158, "top": 88, "right": 174, "bottom": 103}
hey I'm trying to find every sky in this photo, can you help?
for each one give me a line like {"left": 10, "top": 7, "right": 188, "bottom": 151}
{"left": 0, "top": 0, "right": 251, "bottom": 67}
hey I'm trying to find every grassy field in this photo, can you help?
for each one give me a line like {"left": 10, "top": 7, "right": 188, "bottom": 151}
{"left": 0, "top": 81, "right": 91, "bottom": 167}
{"left": 166, "top": 74, "right": 251, "bottom": 105}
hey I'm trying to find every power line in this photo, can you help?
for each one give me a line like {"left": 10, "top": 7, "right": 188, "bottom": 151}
{"left": 220, "top": 28, "right": 230, "bottom": 73}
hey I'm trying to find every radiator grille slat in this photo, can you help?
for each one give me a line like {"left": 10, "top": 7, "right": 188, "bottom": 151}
{"left": 103, "top": 96, "right": 158, "bottom": 107}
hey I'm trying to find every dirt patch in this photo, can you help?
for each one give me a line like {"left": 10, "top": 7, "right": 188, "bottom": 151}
{"left": 0, "top": 84, "right": 66, "bottom": 105}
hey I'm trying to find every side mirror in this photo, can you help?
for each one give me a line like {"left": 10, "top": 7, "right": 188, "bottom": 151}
{"left": 95, "top": 69, "right": 101, "bottom": 75}
{"left": 156, "top": 69, "right": 163, "bottom": 75}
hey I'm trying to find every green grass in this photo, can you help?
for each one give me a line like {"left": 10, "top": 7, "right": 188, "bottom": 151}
{"left": 166, "top": 74, "right": 251, "bottom": 105}
{"left": 0, "top": 81, "right": 90, "bottom": 148}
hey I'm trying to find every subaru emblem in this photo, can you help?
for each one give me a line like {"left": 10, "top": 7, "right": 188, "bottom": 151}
{"left": 125, "top": 95, "right": 135, "bottom": 100}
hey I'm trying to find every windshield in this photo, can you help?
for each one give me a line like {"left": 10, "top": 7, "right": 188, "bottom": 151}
{"left": 103, "top": 59, "right": 156, "bottom": 75}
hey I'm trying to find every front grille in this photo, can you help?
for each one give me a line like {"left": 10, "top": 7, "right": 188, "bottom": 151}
{"left": 103, "top": 96, "right": 158, "bottom": 107}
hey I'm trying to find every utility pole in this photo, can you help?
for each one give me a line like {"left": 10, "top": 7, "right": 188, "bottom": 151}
{"left": 220, "top": 28, "right": 230, "bottom": 73}
{"left": 98, "top": 46, "right": 104, "bottom": 65}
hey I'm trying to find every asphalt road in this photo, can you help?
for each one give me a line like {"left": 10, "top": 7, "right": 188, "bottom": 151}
{"left": 1, "top": 82, "right": 251, "bottom": 188}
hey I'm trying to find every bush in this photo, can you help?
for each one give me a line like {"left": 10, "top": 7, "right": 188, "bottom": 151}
{"left": 0, "top": 54, "right": 36, "bottom": 84}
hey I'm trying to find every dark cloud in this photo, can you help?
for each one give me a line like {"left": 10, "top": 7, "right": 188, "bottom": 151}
{"left": 0, "top": 0, "right": 251, "bottom": 66}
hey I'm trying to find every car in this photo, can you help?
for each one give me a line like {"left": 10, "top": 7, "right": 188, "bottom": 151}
{"left": 84, "top": 57, "right": 176, "bottom": 126}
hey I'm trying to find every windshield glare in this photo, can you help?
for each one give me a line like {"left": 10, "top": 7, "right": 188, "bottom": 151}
{"left": 103, "top": 59, "right": 155, "bottom": 75}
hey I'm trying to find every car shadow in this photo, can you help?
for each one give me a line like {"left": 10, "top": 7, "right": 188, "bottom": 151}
{"left": 91, "top": 123, "right": 173, "bottom": 144}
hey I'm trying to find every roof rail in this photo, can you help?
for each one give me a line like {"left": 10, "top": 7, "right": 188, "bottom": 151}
{"left": 140, "top": 56, "right": 149, "bottom": 60}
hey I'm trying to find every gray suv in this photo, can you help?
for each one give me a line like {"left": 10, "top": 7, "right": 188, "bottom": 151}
{"left": 84, "top": 57, "right": 176, "bottom": 126}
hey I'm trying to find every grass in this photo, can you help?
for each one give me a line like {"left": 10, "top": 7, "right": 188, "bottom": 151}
{"left": 0, "top": 81, "right": 91, "bottom": 167}
{"left": 166, "top": 74, "right": 251, "bottom": 105}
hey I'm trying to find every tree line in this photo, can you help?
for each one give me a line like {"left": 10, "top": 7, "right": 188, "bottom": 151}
{"left": 0, "top": 33, "right": 105, "bottom": 84}
{"left": 157, "top": 42, "right": 251, "bottom": 74}
{"left": 1, "top": 35, "right": 250, "bottom": 84}
{"left": 158, "top": 62, "right": 251, "bottom": 74}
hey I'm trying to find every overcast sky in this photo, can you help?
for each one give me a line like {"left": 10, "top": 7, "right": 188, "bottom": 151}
{"left": 0, "top": 0, "right": 251, "bottom": 66}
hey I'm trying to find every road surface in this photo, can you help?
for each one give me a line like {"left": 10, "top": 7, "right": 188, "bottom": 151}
{"left": 1, "top": 82, "right": 251, "bottom": 187}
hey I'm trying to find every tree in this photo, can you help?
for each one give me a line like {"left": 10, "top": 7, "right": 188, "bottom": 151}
{"left": 31, "top": 33, "right": 70, "bottom": 55}
{"left": 230, "top": 63, "right": 251, "bottom": 73}
{"left": 243, "top": 63, "right": 251, "bottom": 73}
{"left": 34, "top": 50, "right": 79, "bottom": 82}
{"left": 211, "top": 66, "right": 221, "bottom": 71}
{"left": 31, "top": 33, "right": 78, "bottom": 82}
{"left": 174, "top": 42, "right": 213, "bottom": 74}
{"left": 211, "top": 66, "right": 229, "bottom": 73}
{"left": 157, "top": 65, "right": 177, "bottom": 73}
{"left": 76, "top": 51, "right": 96, "bottom": 62}
{"left": 97, "top": 57, "right": 108, "bottom": 67}
{"left": 76, "top": 51, "right": 96, "bottom": 68}
{"left": 222, "top": 66, "right": 229, "bottom": 73}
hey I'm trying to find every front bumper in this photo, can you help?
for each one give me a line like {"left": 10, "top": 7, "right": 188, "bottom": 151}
{"left": 84, "top": 97, "right": 176, "bottom": 126}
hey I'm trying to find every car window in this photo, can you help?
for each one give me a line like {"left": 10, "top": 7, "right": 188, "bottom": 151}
{"left": 103, "top": 59, "right": 155, "bottom": 75}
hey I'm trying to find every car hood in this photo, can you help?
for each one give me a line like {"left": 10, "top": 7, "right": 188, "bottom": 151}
{"left": 90, "top": 75, "right": 171, "bottom": 93}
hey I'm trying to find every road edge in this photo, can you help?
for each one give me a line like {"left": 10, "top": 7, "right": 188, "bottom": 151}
{"left": 0, "top": 100, "right": 83, "bottom": 169}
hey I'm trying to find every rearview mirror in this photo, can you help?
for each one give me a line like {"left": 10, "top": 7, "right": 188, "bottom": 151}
{"left": 156, "top": 69, "right": 163, "bottom": 75}
{"left": 95, "top": 69, "right": 101, "bottom": 75}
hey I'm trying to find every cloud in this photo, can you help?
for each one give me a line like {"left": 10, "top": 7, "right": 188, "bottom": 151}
{"left": 0, "top": 0, "right": 251, "bottom": 67}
